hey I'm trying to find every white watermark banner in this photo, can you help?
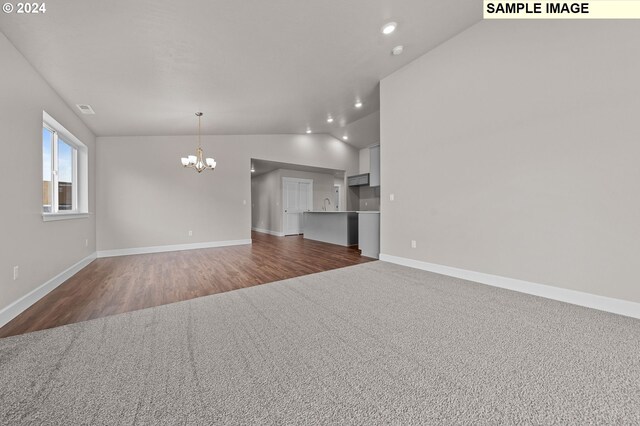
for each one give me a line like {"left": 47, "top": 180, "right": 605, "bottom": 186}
{"left": 484, "top": 1, "right": 640, "bottom": 19}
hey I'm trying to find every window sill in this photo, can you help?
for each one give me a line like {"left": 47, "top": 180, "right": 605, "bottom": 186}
{"left": 42, "top": 212, "right": 90, "bottom": 222}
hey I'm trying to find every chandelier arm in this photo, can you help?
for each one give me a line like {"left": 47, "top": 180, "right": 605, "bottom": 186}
{"left": 181, "top": 112, "right": 215, "bottom": 172}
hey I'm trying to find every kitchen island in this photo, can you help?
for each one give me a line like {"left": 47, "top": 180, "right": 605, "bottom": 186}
{"left": 303, "top": 211, "right": 358, "bottom": 247}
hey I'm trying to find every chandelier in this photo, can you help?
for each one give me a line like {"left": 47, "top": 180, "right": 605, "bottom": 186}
{"left": 181, "top": 112, "right": 216, "bottom": 173}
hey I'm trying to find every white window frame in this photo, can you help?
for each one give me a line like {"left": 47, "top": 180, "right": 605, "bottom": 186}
{"left": 42, "top": 111, "right": 89, "bottom": 222}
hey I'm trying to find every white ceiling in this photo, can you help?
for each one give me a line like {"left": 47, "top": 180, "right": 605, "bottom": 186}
{"left": 342, "top": 111, "right": 381, "bottom": 149}
{"left": 251, "top": 159, "right": 345, "bottom": 178}
{"left": 0, "top": 0, "right": 480, "bottom": 148}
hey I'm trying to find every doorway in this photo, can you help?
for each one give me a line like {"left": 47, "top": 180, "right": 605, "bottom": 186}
{"left": 283, "top": 177, "right": 313, "bottom": 235}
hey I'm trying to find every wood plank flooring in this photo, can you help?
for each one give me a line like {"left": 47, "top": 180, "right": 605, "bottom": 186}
{"left": 0, "top": 232, "right": 374, "bottom": 338}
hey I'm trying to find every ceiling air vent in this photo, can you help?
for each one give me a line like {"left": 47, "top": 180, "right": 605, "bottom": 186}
{"left": 76, "top": 104, "right": 95, "bottom": 115}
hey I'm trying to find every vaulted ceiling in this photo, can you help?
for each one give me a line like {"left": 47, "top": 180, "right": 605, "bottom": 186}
{"left": 0, "top": 0, "right": 480, "bottom": 148}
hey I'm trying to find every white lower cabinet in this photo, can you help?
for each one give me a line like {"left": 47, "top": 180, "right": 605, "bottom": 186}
{"left": 358, "top": 211, "right": 380, "bottom": 259}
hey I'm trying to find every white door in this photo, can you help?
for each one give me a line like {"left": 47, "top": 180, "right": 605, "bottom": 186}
{"left": 283, "top": 178, "right": 313, "bottom": 235}
{"left": 283, "top": 180, "right": 300, "bottom": 235}
{"left": 298, "top": 182, "right": 311, "bottom": 212}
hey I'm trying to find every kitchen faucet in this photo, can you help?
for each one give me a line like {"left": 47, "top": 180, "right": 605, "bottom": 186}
{"left": 323, "top": 197, "right": 331, "bottom": 211}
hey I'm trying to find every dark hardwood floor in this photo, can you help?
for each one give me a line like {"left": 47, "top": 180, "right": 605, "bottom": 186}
{"left": 0, "top": 232, "right": 374, "bottom": 338}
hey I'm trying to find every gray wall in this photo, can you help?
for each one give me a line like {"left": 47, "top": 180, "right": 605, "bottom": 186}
{"left": 358, "top": 186, "right": 380, "bottom": 211}
{"left": 251, "top": 170, "right": 281, "bottom": 233}
{"left": 380, "top": 21, "right": 640, "bottom": 303}
{"left": 251, "top": 169, "right": 340, "bottom": 233}
{"left": 97, "top": 134, "right": 358, "bottom": 250}
{"left": 0, "top": 33, "right": 96, "bottom": 311}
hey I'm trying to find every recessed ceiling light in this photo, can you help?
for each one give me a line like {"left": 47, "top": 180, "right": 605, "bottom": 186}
{"left": 381, "top": 22, "right": 397, "bottom": 35}
{"left": 342, "top": 135, "right": 348, "bottom": 141}
{"left": 306, "top": 129, "right": 312, "bottom": 134}
{"left": 327, "top": 117, "right": 334, "bottom": 123}
{"left": 392, "top": 45, "right": 404, "bottom": 56}
{"left": 355, "top": 101, "right": 363, "bottom": 108}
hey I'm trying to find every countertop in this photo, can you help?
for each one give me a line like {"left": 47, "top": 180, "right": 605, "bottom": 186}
{"left": 305, "top": 211, "right": 357, "bottom": 213}
{"left": 304, "top": 211, "right": 380, "bottom": 214}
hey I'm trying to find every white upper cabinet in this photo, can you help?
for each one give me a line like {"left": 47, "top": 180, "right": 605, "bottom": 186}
{"left": 369, "top": 145, "right": 380, "bottom": 187}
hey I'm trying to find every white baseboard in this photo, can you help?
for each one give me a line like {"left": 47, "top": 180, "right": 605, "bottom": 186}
{"left": 251, "top": 227, "right": 285, "bottom": 237}
{"left": 379, "top": 253, "right": 640, "bottom": 320}
{"left": 96, "top": 239, "right": 252, "bottom": 258}
{"left": 0, "top": 253, "right": 97, "bottom": 329}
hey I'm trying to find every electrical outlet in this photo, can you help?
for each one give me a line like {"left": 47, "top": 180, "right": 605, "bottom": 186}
{"left": 411, "top": 240, "right": 417, "bottom": 249}
{"left": 13, "top": 266, "right": 19, "bottom": 280}
{"left": 243, "top": 200, "right": 247, "bottom": 205}
{"left": 188, "top": 230, "right": 193, "bottom": 237}
{"left": 390, "top": 193, "right": 395, "bottom": 201}
{"left": 85, "top": 239, "right": 89, "bottom": 247}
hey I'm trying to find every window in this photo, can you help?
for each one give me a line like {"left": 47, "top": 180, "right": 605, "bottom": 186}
{"left": 42, "top": 111, "right": 89, "bottom": 220}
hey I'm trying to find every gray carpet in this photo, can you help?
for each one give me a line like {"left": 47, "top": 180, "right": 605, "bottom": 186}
{"left": 1, "top": 261, "right": 639, "bottom": 425}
